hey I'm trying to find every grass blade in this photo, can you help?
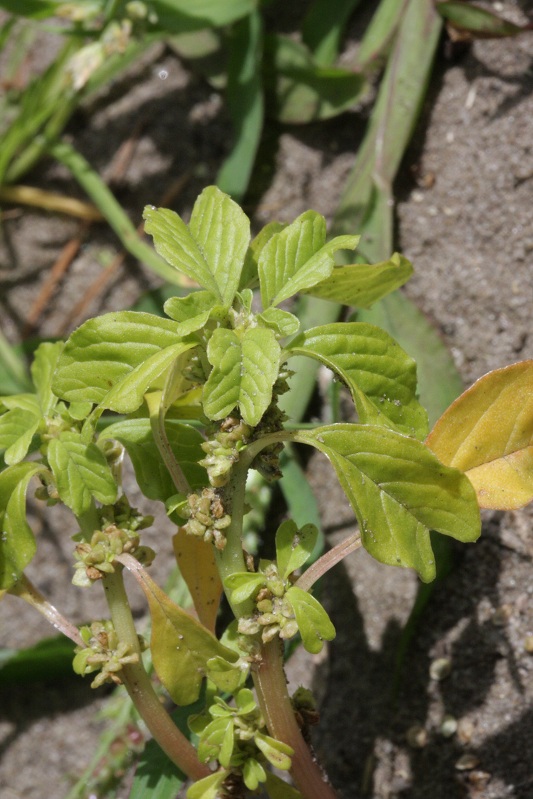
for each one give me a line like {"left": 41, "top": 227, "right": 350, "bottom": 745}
{"left": 49, "top": 140, "right": 188, "bottom": 284}
{"left": 216, "top": 11, "right": 264, "bottom": 201}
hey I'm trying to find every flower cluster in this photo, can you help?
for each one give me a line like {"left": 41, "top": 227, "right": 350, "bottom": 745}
{"left": 181, "top": 487, "right": 231, "bottom": 550}
{"left": 72, "top": 497, "right": 154, "bottom": 586}
{"left": 72, "top": 620, "right": 144, "bottom": 689}
{"left": 199, "top": 417, "right": 251, "bottom": 488}
{"left": 238, "top": 563, "right": 298, "bottom": 644}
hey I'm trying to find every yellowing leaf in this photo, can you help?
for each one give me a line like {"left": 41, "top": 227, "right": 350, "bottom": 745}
{"left": 426, "top": 361, "right": 533, "bottom": 509}
{"left": 121, "top": 556, "right": 237, "bottom": 706}
{"left": 173, "top": 529, "right": 222, "bottom": 635}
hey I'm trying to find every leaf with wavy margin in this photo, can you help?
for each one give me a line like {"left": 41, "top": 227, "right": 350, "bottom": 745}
{"left": 304, "top": 253, "right": 413, "bottom": 307}
{"left": 47, "top": 432, "right": 117, "bottom": 515}
{"left": 203, "top": 327, "right": 280, "bottom": 425}
{"left": 288, "top": 322, "right": 427, "bottom": 439}
{"left": 0, "top": 463, "right": 46, "bottom": 589}
{"left": 296, "top": 424, "right": 480, "bottom": 582}
{"left": 53, "top": 312, "right": 186, "bottom": 407}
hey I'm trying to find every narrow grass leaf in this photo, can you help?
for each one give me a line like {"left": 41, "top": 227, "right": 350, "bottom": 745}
{"left": 437, "top": 1, "right": 528, "bottom": 37}
{"left": 264, "top": 35, "right": 367, "bottom": 124}
{"left": 150, "top": 0, "right": 254, "bottom": 32}
{"left": 302, "top": 0, "right": 362, "bottom": 65}
{"left": 216, "top": 11, "right": 264, "bottom": 202}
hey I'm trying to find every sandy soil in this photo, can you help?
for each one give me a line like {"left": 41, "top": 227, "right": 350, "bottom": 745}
{"left": 0, "top": 3, "right": 532, "bottom": 798}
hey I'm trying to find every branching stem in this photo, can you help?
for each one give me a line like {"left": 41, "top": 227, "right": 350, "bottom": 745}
{"left": 102, "top": 569, "right": 210, "bottom": 781}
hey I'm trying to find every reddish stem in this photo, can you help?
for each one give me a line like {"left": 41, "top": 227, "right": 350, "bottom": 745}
{"left": 253, "top": 639, "right": 338, "bottom": 799}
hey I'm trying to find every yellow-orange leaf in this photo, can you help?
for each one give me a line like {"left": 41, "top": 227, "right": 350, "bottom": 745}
{"left": 173, "top": 528, "right": 222, "bottom": 634}
{"left": 426, "top": 361, "right": 533, "bottom": 509}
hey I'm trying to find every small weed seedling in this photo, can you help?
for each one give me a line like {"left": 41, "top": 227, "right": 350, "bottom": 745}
{"left": 1, "top": 186, "right": 532, "bottom": 799}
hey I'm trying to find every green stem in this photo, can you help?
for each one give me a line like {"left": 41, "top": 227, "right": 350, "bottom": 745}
{"left": 47, "top": 140, "right": 187, "bottom": 284}
{"left": 253, "top": 640, "right": 338, "bottom": 799}
{"left": 102, "top": 569, "right": 210, "bottom": 782}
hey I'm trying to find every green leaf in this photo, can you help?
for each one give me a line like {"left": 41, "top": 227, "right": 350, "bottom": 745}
{"left": 101, "top": 342, "right": 194, "bottom": 414}
{"left": 100, "top": 419, "right": 206, "bottom": 502}
{"left": 304, "top": 253, "right": 413, "bottom": 307}
{"left": 356, "top": 291, "right": 464, "bottom": 427}
{"left": 143, "top": 207, "right": 221, "bottom": 296}
{"left": 129, "top": 565, "right": 238, "bottom": 706}
{"left": 285, "top": 586, "right": 335, "bottom": 654}
{"left": 239, "top": 221, "right": 286, "bottom": 290}
{"left": 205, "top": 655, "right": 244, "bottom": 693}
{"left": 0, "top": 408, "right": 40, "bottom": 465}
{"left": 275, "top": 520, "right": 318, "bottom": 580}
{"left": 354, "top": 0, "right": 404, "bottom": 71}
{"left": 47, "top": 432, "right": 117, "bottom": 516}
{"left": 186, "top": 770, "right": 228, "bottom": 799}
{"left": 258, "top": 211, "right": 359, "bottom": 308}
{"left": 53, "top": 311, "right": 188, "bottom": 409}
{"left": 296, "top": 424, "right": 481, "bottom": 582}
{"left": 31, "top": 341, "right": 64, "bottom": 415}
{"left": 188, "top": 186, "right": 251, "bottom": 307}
{"left": 302, "top": 0, "right": 362, "bottom": 65}
{"left": 279, "top": 450, "right": 324, "bottom": 565}
{"left": 0, "top": 0, "right": 61, "bottom": 19}
{"left": 259, "top": 210, "right": 326, "bottom": 308}
{"left": 265, "top": 772, "right": 303, "bottom": 799}
{"left": 258, "top": 308, "right": 300, "bottom": 337}
{"left": 198, "top": 717, "right": 234, "bottom": 767}
{"left": 0, "top": 462, "right": 44, "bottom": 589}
{"left": 436, "top": 1, "right": 528, "bottom": 37}
{"left": 130, "top": 698, "right": 204, "bottom": 799}
{"left": 150, "top": 0, "right": 255, "bottom": 32}
{"left": 242, "top": 757, "right": 266, "bottom": 791}
{"left": 254, "top": 731, "right": 293, "bottom": 769}
{"left": 264, "top": 34, "right": 367, "bottom": 124}
{"left": 163, "top": 290, "right": 221, "bottom": 335}
{"left": 216, "top": 11, "right": 264, "bottom": 202}
{"left": 287, "top": 322, "right": 428, "bottom": 439}
{"left": 203, "top": 327, "right": 280, "bottom": 426}
{"left": 224, "top": 572, "right": 266, "bottom": 604}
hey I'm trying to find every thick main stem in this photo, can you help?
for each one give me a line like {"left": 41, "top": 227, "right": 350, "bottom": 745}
{"left": 254, "top": 640, "right": 338, "bottom": 799}
{"left": 102, "top": 569, "right": 210, "bottom": 782}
